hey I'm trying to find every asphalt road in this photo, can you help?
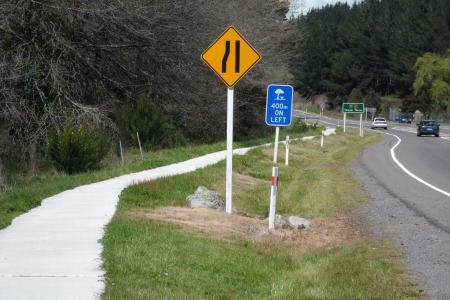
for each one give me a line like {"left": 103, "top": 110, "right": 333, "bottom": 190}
{"left": 298, "top": 110, "right": 450, "bottom": 299}
{"left": 363, "top": 125, "right": 450, "bottom": 231}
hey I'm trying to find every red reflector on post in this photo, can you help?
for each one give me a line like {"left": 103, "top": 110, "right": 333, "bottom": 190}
{"left": 271, "top": 176, "right": 278, "bottom": 186}
{"left": 269, "top": 167, "right": 279, "bottom": 229}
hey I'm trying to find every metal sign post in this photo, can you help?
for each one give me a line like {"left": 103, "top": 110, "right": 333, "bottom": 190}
{"left": 285, "top": 136, "right": 290, "bottom": 166}
{"left": 342, "top": 103, "right": 365, "bottom": 135}
{"left": 273, "top": 127, "right": 280, "bottom": 163}
{"left": 226, "top": 88, "right": 234, "bottom": 213}
{"left": 201, "top": 26, "right": 261, "bottom": 214}
{"left": 365, "top": 107, "right": 377, "bottom": 121}
{"left": 320, "top": 103, "right": 325, "bottom": 116}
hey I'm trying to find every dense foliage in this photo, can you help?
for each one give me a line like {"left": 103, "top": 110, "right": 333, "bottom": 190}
{"left": 47, "top": 122, "right": 109, "bottom": 174}
{"left": 115, "top": 93, "right": 186, "bottom": 150}
{"left": 413, "top": 50, "right": 450, "bottom": 114}
{"left": 288, "top": 0, "right": 450, "bottom": 110}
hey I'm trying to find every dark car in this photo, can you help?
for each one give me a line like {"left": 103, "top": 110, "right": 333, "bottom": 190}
{"left": 395, "top": 115, "right": 411, "bottom": 123}
{"left": 417, "top": 120, "right": 439, "bottom": 137}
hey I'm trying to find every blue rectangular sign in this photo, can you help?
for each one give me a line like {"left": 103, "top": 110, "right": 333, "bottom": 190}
{"left": 265, "top": 84, "right": 293, "bottom": 126}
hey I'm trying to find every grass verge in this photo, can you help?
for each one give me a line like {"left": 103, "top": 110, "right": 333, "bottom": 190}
{"left": 0, "top": 126, "right": 317, "bottom": 229}
{"left": 101, "top": 128, "right": 422, "bottom": 299}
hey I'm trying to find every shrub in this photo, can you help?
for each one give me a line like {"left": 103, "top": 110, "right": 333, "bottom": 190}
{"left": 116, "top": 93, "right": 187, "bottom": 150}
{"left": 285, "top": 118, "right": 310, "bottom": 134}
{"left": 47, "top": 122, "right": 109, "bottom": 174}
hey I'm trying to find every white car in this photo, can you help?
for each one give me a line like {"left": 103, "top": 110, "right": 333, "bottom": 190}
{"left": 371, "top": 117, "right": 388, "bottom": 130}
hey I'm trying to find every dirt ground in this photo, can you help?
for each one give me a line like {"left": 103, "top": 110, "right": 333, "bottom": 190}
{"left": 130, "top": 206, "right": 370, "bottom": 253}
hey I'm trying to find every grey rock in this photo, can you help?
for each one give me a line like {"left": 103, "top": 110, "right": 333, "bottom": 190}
{"left": 288, "top": 216, "right": 312, "bottom": 229}
{"left": 266, "top": 214, "right": 312, "bottom": 229}
{"left": 275, "top": 214, "right": 291, "bottom": 228}
{"left": 186, "top": 186, "right": 225, "bottom": 210}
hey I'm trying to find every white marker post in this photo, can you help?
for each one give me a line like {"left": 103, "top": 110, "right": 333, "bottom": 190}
{"left": 321, "top": 130, "right": 324, "bottom": 148}
{"left": 226, "top": 87, "right": 234, "bottom": 214}
{"left": 136, "top": 132, "right": 144, "bottom": 160}
{"left": 273, "top": 127, "right": 279, "bottom": 163}
{"left": 269, "top": 167, "right": 279, "bottom": 229}
{"left": 285, "top": 136, "right": 290, "bottom": 166}
{"left": 119, "top": 141, "right": 124, "bottom": 165}
{"left": 359, "top": 113, "right": 363, "bottom": 137}
{"left": 343, "top": 113, "right": 347, "bottom": 133}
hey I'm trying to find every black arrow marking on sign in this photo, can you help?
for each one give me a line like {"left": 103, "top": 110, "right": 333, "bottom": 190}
{"left": 222, "top": 41, "right": 230, "bottom": 73}
{"left": 222, "top": 40, "right": 241, "bottom": 73}
{"left": 235, "top": 41, "right": 240, "bottom": 73}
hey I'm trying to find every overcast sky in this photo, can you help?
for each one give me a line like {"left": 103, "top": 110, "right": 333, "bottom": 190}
{"left": 289, "top": 0, "right": 359, "bottom": 17}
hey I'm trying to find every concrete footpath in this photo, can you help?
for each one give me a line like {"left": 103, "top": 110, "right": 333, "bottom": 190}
{"left": 0, "top": 130, "right": 334, "bottom": 300}
{"left": 0, "top": 149, "right": 254, "bottom": 300}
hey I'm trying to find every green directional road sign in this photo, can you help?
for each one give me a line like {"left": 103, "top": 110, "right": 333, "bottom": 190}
{"left": 342, "top": 103, "right": 364, "bottom": 113}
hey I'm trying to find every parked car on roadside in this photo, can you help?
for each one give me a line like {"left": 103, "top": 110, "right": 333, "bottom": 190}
{"left": 417, "top": 120, "right": 439, "bottom": 137}
{"left": 371, "top": 117, "right": 388, "bottom": 130}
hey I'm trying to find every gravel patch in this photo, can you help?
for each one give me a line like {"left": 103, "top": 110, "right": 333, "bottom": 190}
{"left": 350, "top": 157, "right": 450, "bottom": 300}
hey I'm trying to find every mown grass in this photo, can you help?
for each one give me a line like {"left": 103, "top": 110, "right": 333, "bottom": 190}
{"left": 101, "top": 128, "right": 422, "bottom": 299}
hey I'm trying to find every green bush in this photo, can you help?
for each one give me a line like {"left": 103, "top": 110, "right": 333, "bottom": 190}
{"left": 116, "top": 93, "right": 187, "bottom": 151}
{"left": 47, "top": 123, "right": 109, "bottom": 174}
{"left": 284, "top": 118, "right": 311, "bottom": 134}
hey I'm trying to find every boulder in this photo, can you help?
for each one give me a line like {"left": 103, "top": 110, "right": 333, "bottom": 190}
{"left": 264, "top": 214, "right": 290, "bottom": 228}
{"left": 288, "top": 216, "right": 312, "bottom": 229}
{"left": 186, "top": 186, "right": 225, "bottom": 210}
{"left": 266, "top": 214, "right": 312, "bottom": 229}
{"left": 275, "top": 214, "right": 291, "bottom": 228}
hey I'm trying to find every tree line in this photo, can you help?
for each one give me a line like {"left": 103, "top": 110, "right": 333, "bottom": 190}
{"left": 288, "top": 0, "right": 450, "bottom": 112}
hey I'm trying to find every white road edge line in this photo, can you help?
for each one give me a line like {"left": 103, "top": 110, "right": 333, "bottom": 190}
{"left": 296, "top": 110, "right": 450, "bottom": 197}
{"left": 385, "top": 131, "right": 450, "bottom": 198}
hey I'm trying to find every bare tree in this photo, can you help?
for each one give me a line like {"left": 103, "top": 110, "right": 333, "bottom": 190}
{"left": 0, "top": 0, "right": 294, "bottom": 173}
{"left": 167, "top": 0, "right": 294, "bottom": 140}
{"left": 0, "top": 0, "right": 171, "bottom": 168}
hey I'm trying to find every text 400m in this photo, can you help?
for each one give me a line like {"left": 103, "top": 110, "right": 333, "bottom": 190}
{"left": 271, "top": 103, "right": 288, "bottom": 109}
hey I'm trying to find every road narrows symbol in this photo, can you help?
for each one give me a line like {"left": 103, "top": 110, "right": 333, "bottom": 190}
{"left": 201, "top": 25, "right": 261, "bottom": 88}
{"left": 222, "top": 41, "right": 230, "bottom": 73}
{"left": 235, "top": 41, "right": 240, "bottom": 73}
{"left": 221, "top": 41, "right": 241, "bottom": 74}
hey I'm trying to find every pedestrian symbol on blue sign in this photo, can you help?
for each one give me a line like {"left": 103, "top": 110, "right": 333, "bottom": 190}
{"left": 265, "top": 84, "right": 293, "bottom": 126}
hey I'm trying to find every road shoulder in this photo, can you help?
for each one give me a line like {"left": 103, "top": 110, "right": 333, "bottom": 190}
{"left": 350, "top": 157, "right": 450, "bottom": 300}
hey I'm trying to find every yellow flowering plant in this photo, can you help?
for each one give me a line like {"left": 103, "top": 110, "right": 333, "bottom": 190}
{"left": 47, "top": 122, "right": 109, "bottom": 174}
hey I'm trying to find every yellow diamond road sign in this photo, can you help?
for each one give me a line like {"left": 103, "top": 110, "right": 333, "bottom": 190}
{"left": 201, "top": 26, "right": 261, "bottom": 88}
